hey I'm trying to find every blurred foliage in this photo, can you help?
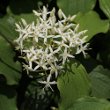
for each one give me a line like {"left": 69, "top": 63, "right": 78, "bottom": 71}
{"left": 89, "top": 65, "right": 110, "bottom": 99}
{"left": 0, "top": 0, "right": 110, "bottom": 110}
{"left": 67, "top": 97, "right": 110, "bottom": 110}
{"left": 57, "top": 0, "right": 96, "bottom": 15}
{"left": 99, "top": 0, "right": 110, "bottom": 18}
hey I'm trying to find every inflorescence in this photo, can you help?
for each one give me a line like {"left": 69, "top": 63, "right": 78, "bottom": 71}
{"left": 14, "top": 6, "right": 89, "bottom": 91}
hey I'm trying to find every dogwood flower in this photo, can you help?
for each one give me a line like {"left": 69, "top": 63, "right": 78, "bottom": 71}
{"left": 38, "top": 74, "right": 57, "bottom": 91}
{"left": 14, "top": 6, "right": 89, "bottom": 91}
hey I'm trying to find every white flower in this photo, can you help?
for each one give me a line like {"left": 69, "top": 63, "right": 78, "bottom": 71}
{"left": 14, "top": 6, "right": 89, "bottom": 91}
{"left": 38, "top": 74, "right": 56, "bottom": 91}
{"left": 61, "top": 47, "right": 74, "bottom": 64}
{"left": 76, "top": 43, "right": 89, "bottom": 58}
{"left": 58, "top": 9, "right": 67, "bottom": 19}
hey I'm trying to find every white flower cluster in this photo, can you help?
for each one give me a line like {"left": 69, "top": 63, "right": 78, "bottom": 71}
{"left": 14, "top": 6, "right": 88, "bottom": 91}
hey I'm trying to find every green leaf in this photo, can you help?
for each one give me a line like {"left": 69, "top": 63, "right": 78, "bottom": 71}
{"left": 0, "top": 85, "right": 17, "bottom": 110}
{"left": 57, "top": 0, "right": 96, "bottom": 15}
{"left": 89, "top": 65, "right": 110, "bottom": 99}
{"left": 0, "top": 36, "right": 21, "bottom": 85}
{"left": 57, "top": 61, "right": 91, "bottom": 110}
{"left": 68, "top": 97, "right": 110, "bottom": 110}
{"left": 74, "top": 11, "right": 109, "bottom": 41}
{"left": 0, "top": 15, "right": 18, "bottom": 42}
{"left": 99, "top": 0, "right": 110, "bottom": 18}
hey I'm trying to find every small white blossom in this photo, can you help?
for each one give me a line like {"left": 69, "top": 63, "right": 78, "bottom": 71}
{"left": 38, "top": 74, "right": 56, "bottom": 91}
{"left": 76, "top": 43, "right": 89, "bottom": 58}
{"left": 61, "top": 47, "right": 74, "bottom": 64}
{"left": 14, "top": 6, "right": 89, "bottom": 91}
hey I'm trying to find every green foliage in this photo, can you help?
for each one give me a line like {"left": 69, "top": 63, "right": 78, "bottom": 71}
{"left": 0, "top": 85, "right": 17, "bottom": 110}
{"left": 0, "top": 36, "right": 21, "bottom": 85}
{"left": 0, "top": 15, "right": 18, "bottom": 41}
{"left": 90, "top": 65, "right": 110, "bottom": 99}
{"left": 57, "top": 0, "right": 96, "bottom": 15}
{"left": 57, "top": 61, "right": 91, "bottom": 110}
{"left": 68, "top": 97, "right": 110, "bottom": 110}
{"left": 74, "top": 11, "right": 109, "bottom": 41}
{"left": 0, "top": 0, "right": 110, "bottom": 110}
{"left": 99, "top": 0, "right": 110, "bottom": 18}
